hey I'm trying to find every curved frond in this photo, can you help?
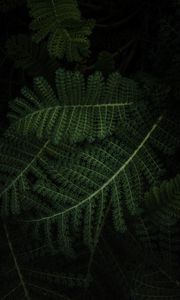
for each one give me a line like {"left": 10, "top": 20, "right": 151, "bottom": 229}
{"left": 7, "top": 70, "right": 139, "bottom": 144}
{"left": 21, "top": 112, "right": 178, "bottom": 253}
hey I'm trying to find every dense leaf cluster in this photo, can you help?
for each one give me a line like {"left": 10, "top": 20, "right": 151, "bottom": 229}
{"left": 0, "top": 0, "right": 180, "bottom": 299}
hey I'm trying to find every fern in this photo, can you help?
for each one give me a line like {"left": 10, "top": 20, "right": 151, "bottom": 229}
{"left": 132, "top": 219, "right": 180, "bottom": 299}
{"left": 1, "top": 1, "right": 180, "bottom": 299}
{"left": 133, "top": 178, "right": 180, "bottom": 298}
{"left": 0, "top": 220, "right": 85, "bottom": 299}
{"left": 0, "top": 134, "right": 61, "bottom": 216}
{"left": 144, "top": 174, "right": 180, "bottom": 225}
{"left": 131, "top": 261, "right": 180, "bottom": 299}
{"left": 27, "top": 0, "right": 95, "bottom": 61}
{"left": 7, "top": 69, "right": 139, "bottom": 144}
{"left": 20, "top": 110, "right": 178, "bottom": 254}
{"left": 88, "top": 218, "right": 180, "bottom": 300}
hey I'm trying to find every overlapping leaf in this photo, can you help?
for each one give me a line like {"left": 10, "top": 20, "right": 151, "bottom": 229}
{"left": 0, "top": 134, "right": 60, "bottom": 216}
{"left": 27, "top": 0, "right": 95, "bottom": 61}
{"left": 7, "top": 69, "right": 140, "bottom": 144}
{"left": 0, "top": 221, "right": 85, "bottom": 299}
{"left": 21, "top": 111, "right": 178, "bottom": 254}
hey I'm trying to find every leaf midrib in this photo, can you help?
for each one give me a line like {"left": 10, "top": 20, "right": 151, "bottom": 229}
{"left": 26, "top": 115, "right": 163, "bottom": 223}
{"left": 3, "top": 223, "right": 30, "bottom": 299}
{"left": 11, "top": 102, "right": 133, "bottom": 123}
{"left": 0, "top": 140, "right": 49, "bottom": 197}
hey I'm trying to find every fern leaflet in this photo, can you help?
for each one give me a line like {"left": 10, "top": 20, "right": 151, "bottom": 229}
{"left": 0, "top": 134, "right": 61, "bottom": 216}
{"left": 27, "top": 0, "right": 95, "bottom": 61}
{"left": 7, "top": 70, "right": 139, "bottom": 144}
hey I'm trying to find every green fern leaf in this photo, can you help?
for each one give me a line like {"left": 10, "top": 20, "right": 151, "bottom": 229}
{"left": 132, "top": 219, "right": 180, "bottom": 299}
{"left": 27, "top": 0, "right": 95, "bottom": 61}
{"left": 0, "top": 220, "right": 84, "bottom": 299}
{"left": 144, "top": 174, "right": 180, "bottom": 225}
{"left": 21, "top": 112, "right": 178, "bottom": 253}
{"left": 0, "top": 134, "right": 60, "bottom": 216}
{"left": 7, "top": 69, "right": 139, "bottom": 144}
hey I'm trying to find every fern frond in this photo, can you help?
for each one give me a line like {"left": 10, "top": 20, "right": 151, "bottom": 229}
{"left": 132, "top": 261, "right": 180, "bottom": 300}
{"left": 0, "top": 134, "right": 61, "bottom": 216}
{"left": 0, "top": 220, "right": 83, "bottom": 299}
{"left": 7, "top": 69, "right": 139, "bottom": 144}
{"left": 144, "top": 174, "right": 180, "bottom": 225}
{"left": 133, "top": 214, "right": 180, "bottom": 293}
{"left": 135, "top": 192, "right": 180, "bottom": 277}
{"left": 131, "top": 226, "right": 180, "bottom": 300}
{"left": 27, "top": 0, "right": 95, "bottom": 61}
{"left": 21, "top": 111, "right": 178, "bottom": 253}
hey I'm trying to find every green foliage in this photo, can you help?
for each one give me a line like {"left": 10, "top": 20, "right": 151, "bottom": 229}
{"left": 7, "top": 69, "right": 140, "bottom": 144}
{"left": 1, "top": 97, "right": 178, "bottom": 255}
{"left": 22, "top": 110, "right": 178, "bottom": 252}
{"left": 132, "top": 262, "right": 180, "bottom": 299}
{"left": 1, "top": 1, "right": 180, "bottom": 299}
{"left": 144, "top": 174, "right": 180, "bottom": 225}
{"left": 132, "top": 215, "right": 180, "bottom": 299}
{"left": 0, "top": 221, "right": 86, "bottom": 299}
{"left": 27, "top": 0, "right": 95, "bottom": 61}
{"left": 0, "top": 134, "right": 60, "bottom": 216}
